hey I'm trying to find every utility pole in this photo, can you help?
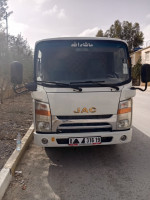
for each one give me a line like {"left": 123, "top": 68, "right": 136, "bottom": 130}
{"left": 4, "top": 11, "right": 13, "bottom": 46}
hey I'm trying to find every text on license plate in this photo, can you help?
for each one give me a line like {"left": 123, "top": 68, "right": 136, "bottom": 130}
{"left": 69, "top": 137, "right": 101, "bottom": 146}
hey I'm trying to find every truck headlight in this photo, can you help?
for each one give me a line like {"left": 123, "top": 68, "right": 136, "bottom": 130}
{"left": 35, "top": 101, "right": 51, "bottom": 132}
{"left": 117, "top": 99, "right": 132, "bottom": 130}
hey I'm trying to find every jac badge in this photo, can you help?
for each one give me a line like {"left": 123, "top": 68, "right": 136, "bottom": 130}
{"left": 74, "top": 107, "right": 96, "bottom": 113}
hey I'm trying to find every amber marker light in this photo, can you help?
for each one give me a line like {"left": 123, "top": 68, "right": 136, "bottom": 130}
{"left": 117, "top": 107, "right": 131, "bottom": 114}
{"left": 35, "top": 102, "right": 51, "bottom": 116}
{"left": 117, "top": 99, "right": 132, "bottom": 130}
{"left": 35, "top": 109, "right": 51, "bottom": 116}
{"left": 35, "top": 101, "right": 51, "bottom": 132}
{"left": 51, "top": 137, "right": 55, "bottom": 142}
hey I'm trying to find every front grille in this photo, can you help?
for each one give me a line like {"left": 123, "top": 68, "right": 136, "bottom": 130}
{"left": 57, "top": 121, "right": 112, "bottom": 133}
{"left": 57, "top": 128, "right": 112, "bottom": 133}
{"left": 59, "top": 122, "right": 110, "bottom": 127}
{"left": 56, "top": 137, "right": 113, "bottom": 144}
{"left": 57, "top": 115, "right": 112, "bottom": 120}
{"left": 53, "top": 114, "right": 115, "bottom": 134}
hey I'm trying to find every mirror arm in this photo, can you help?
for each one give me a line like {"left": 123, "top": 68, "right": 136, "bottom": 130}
{"left": 13, "top": 84, "right": 29, "bottom": 94}
{"left": 131, "top": 82, "right": 147, "bottom": 92}
{"left": 13, "top": 82, "right": 37, "bottom": 94}
{"left": 25, "top": 82, "right": 37, "bottom": 91}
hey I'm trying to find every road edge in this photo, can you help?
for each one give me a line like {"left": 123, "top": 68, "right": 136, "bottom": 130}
{"left": 0, "top": 124, "right": 34, "bottom": 200}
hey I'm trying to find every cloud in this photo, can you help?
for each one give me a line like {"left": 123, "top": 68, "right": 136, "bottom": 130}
{"left": 35, "top": 0, "right": 47, "bottom": 4}
{"left": 11, "top": 0, "right": 49, "bottom": 11}
{"left": 9, "top": 17, "right": 29, "bottom": 36}
{"left": 58, "top": 9, "right": 66, "bottom": 19}
{"left": 14, "top": 0, "right": 47, "bottom": 5}
{"left": 43, "top": 5, "right": 66, "bottom": 19}
{"left": 146, "top": 14, "right": 150, "bottom": 19}
{"left": 43, "top": 5, "right": 58, "bottom": 15}
{"left": 78, "top": 27, "right": 99, "bottom": 37}
{"left": 34, "top": 0, "right": 48, "bottom": 11}
{"left": 60, "top": 34, "right": 71, "bottom": 37}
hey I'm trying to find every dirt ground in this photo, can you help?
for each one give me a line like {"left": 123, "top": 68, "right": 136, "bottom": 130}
{"left": 0, "top": 93, "right": 33, "bottom": 170}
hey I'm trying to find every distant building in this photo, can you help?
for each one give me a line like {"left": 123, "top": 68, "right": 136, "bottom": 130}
{"left": 141, "top": 46, "right": 150, "bottom": 65}
{"left": 130, "top": 46, "right": 150, "bottom": 66}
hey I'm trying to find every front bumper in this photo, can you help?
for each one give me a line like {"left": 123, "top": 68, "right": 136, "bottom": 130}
{"left": 34, "top": 129, "right": 132, "bottom": 147}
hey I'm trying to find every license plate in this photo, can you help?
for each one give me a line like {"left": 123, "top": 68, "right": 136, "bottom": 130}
{"left": 69, "top": 137, "right": 101, "bottom": 146}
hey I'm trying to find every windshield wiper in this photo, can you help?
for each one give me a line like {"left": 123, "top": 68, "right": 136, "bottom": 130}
{"left": 36, "top": 81, "right": 82, "bottom": 92}
{"left": 71, "top": 80, "right": 105, "bottom": 84}
{"left": 70, "top": 80, "right": 119, "bottom": 91}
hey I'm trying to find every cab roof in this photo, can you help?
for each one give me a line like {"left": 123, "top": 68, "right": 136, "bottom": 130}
{"left": 35, "top": 37, "right": 127, "bottom": 46}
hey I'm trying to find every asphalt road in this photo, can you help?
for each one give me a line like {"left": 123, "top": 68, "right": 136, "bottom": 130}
{"left": 133, "top": 90, "right": 150, "bottom": 137}
{"left": 3, "top": 90, "right": 150, "bottom": 200}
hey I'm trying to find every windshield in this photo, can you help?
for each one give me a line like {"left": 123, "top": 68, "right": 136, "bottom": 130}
{"left": 35, "top": 40, "right": 130, "bottom": 85}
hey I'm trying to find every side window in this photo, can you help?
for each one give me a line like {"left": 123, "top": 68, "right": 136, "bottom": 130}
{"left": 114, "top": 48, "right": 128, "bottom": 78}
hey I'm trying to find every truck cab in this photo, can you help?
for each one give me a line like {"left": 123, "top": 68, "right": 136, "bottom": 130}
{"left": 11, "top": 37, "right": 150, "bottom": 147}
{"left": 32, "top": 37, "right": 136, "bottom": 147}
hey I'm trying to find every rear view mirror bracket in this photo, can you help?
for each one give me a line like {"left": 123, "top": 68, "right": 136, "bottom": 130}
{"left": 131, "top": 82, "right": 147, "bottom": 92}
{"left": 13, "top": 82, "right": 37, "bottom": 94}
{"left": 13, "top": 84, "right": 29, "bottom": 94}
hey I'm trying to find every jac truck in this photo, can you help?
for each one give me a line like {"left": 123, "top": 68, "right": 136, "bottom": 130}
{"left": 11, "top": 37, "right": 150, "bottom": 147}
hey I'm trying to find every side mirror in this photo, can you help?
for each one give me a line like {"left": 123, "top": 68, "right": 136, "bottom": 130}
{"left": 141, "top": 64, "right": 150, "bottom": 83}
{"left": 131, "top": 64, "right": 150, "bottom": 91}
{"left": 11, "top": 61, "right": 23, "bottom": 84}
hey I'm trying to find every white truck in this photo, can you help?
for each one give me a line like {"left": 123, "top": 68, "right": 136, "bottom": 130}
{"left": 11, "top": 37, "right": 150, "bottom": 147}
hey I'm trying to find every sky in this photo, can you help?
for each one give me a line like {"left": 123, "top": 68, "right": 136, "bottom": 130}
{"left": 6, "top": 0, "right": 150, "bottom": 49}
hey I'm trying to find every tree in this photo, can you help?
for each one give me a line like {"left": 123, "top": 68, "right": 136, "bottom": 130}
{"left": 0, "top": 0, "right": 8, "bottom": 28}
{"left": 132, "top": 58, "right": 142, "bottom": 86}
{"left": 96, "top": 29, "right": 104, "bottom": 37}
{"left": 0, "top": 33, "right": 33, "bottom": 103}
{"left": 0, "top": 0, "right": 33, "bottom": 103}
{"left": 105, "top": 20, "right": 122, "bottom": 39}
{"left": 8, "top": 34, "right": 33, "bottom": 82}
{"left": 96, "top": 20, "right": 144, "bottom": 52}
{"left": 0, "top": 0, "right": 33, "bottom": 104}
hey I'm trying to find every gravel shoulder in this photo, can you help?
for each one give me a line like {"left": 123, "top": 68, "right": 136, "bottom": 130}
{"left": 0, "top": 93, "right": 33, "bottom": 170}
